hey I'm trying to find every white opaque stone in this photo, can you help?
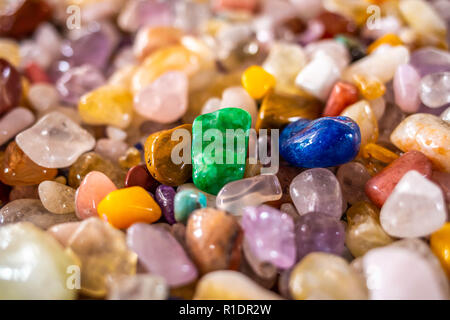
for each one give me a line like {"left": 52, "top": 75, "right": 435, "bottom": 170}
{"left": 290, "top": 168, "right": 343, "bottom": 219}
{"left": 369, "top": 97, "right": 386, "bottom": 120}
{"left": 304, "top": 39, "right": 350, "bottom": 71}
{"left": 295, "top": 51, "right": 341, "bottom": 101}
{"left": 362, "top": 246, "right": 448, "bottom": 300}
{"left": 0, "top": 107, "right": 35, "bottom": 146}
{"left": 216, "top": 174, "right": 282, "bottom": 216}
{"left": 15, "top": 112, "right": 96, "bottom": 168}
{"left": 106, "top": 126, "right": 127, "bottom": 141}
{"left": 28, "top": 83, "right": 60, "bottom": 112}
{"left": 380, "top": 170, "right": 446, "bottom": 238}
{"left": 420, "top": 72, "right": 450, "bottom": 108}
{"left": 201, "top": 97, "right": 222, "bottom": 114}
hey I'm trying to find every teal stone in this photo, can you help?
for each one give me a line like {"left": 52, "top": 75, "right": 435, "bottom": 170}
{"left": 192, "top": 108, "right": 252, "bottom": 195}
{"left": 174, "top": 189, "right": 207, "bottom": 223}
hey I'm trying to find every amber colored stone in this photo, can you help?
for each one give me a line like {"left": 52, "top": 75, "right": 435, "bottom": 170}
{"left": 255, "top": 91, "right": 321, "bottom": 131}
{"left": 430, "top": 223, "right": 450, "bottom": 278}
{"left": 68, "top": 152, "right": 126, "bottom": 189}
{"left": 345, "top": 201, "right": 394, "bottom": 257}
{"left": 323, "top": 81, "right": 359, "bottom": 117}
{"left": 353, "top": 74, "right": 386, "bottom": 100}
{"left": 9, "top": 185, "right": 38, "bottom": 201}
{"left": 144, "top": 124, "right": 192, "bottom": 187}
{"left": 0, "top": 58, "right": 22, "bottom": 116}
{"left": 362, "top": 143, "right": 399, "bottom": 164}
{"left": 118, "top": 147, "right": 142, "bottom": 169}
{"left": 186, "top": 208, "right": 240, "bottom": 274}
{"left": 0, "top": 141, "right": 57, "bottom": 186}
{"left": 0, "top": 181, "right": 10, "bottom": 205}
{"left": 0, "top": 0, "right": 52, "bottom": 38}
{"left": 317, "top": 12, "right": 357, "bottom": 39}
{"left": 125, "top": 164, "right": 159, "bottom": 193}
{"left": 365, "top": 150, "right": 433, "bottom": 208}
{"left": 367, "top": 33, "right": 403, "bottom": 54}
{"left": 134, "top": 26, "right": 183, "bottom": 61}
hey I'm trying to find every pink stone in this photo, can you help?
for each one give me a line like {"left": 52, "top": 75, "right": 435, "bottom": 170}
{"left": 134, "top": 71, "right": 188, "bottom": 124}
{"left": 47, "top": 221, "right": 81, "bottom": 247}
{"left": 94, "top": 138, "right": 128, "bottom": 163}
{"left": 394, "top": 64, "right": 421, "bottom": 113}
{"left": 0, "top": 107, "right": 35, "bottom": 146}
{"left": 75, "top": 171, "right": 117, "bottom": 220}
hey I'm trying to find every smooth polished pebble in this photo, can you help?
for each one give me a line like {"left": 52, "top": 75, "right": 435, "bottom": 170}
{"left": 0, "top": 107, "right": 35, "bottom": 146}
{"left": 38, "top": 181, "right": 76, "bottom": 214}
{"left": 430, "top": 223, "right": 450, "bottom": 278}
{"left": 174, "top": 189, "right": 207, "bottom": 223}
{"left": 340, "top": 100, "right": 378, "bottom": 148}
{"left": 336, "top": 162, "right": 371, "bottom": 205}
{"left": 107, "top": 274, "right": 169, "bottom": 300}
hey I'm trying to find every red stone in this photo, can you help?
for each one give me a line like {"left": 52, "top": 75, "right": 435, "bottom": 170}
{"left": 213, "top": 0, "right": 258, "bottom": 12}
{"left": 0, "top": 58, "right": 22, "bottom": 116}
{"left": 365, "top": 151, "right": 433, "bottom": 208}
{"left": 125, "top": 164, "right": 159, "bottom": 193}
{"left": 317, "top": 11, "right": 356, "bottom": 39}
{"left": 0, "top": 0, "right": 52, "bottom": 38}
{"left": 323, "top": 81, "right": 359, "bottom": 117}
{"left": 24, "top": 62, "right": 50, "bottom": 84}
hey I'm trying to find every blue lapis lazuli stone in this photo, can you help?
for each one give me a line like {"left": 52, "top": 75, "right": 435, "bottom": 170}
{"left": 279, "top": 116, "right": 361, "bottom": 168}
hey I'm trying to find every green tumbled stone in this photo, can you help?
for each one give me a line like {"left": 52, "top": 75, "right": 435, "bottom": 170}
{"left": 192, "top": 108, "right": 251, "bottom": 195}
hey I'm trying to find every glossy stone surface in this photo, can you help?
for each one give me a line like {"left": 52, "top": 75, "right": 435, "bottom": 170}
{"left": 79, "top": 85, "right": 133, "bottom": 129}
{"left": 289, "top": 252, "right": 368, "bottom": 300}
{"left": 336, "top": 162, "right": 371, "bottom": 205}
{"left": 155, "top": 185, "right": 176, "bottom": 224}
{"left": 420, "top": 72, "right": 450, "bottom": 109}
{"left": 290, "top": 168, "right": 343, "bottom": 219}
{"left": 15, "top": 112, "right": 95, "bottom": 168}
{"left": 127, "top": 223, "right": 198, "bottom": 287}
{"left": 68, "top": 152, "right": 125, "bottom": 189}
{"left": 241, "top": 65, "right": 276, "bottom": 100}
{"left": 216, "top": 175, "right": 282, "bottom": 216}
{"left": 125, "top": 164, "right": 159, "bottom": 192}
{"left": 294, "top": 212, "right": 345, "bottom": 260}
{"left": 340, "top": 100, "right": 378, "bottom": 148}
{"left": 0, "top": 222, "right": 77, "bottom": 300}
{"left": 430, "top": 223, "right": 450, "bottom": 278}
{"left": 145, "top": 124, "right": 192, "bottom": 186}
{"left": 0, "top": 58, "right": 22, "bottom": 116}
{"left": 174, "top": 189, "right": 207, "bottom": 223}
{"left": 75, "top": 171, "right": 117, "bottom": 220}
{"left": 194, "top": 270, "right": 282, "bottom": 300}
{"left": 0, "top": 141, "right": 57, "bottom": 186}
{"left": 365, "top": 151, "right": 433, "bottom": 208}
{"left": 186, "top": 208, "right": 239, "bottom": 274}
{"left": 65, "top": 218, "right": 137, "bottom": 297}
{"left": 345, "top": 202, "right": 393, "bottom": 257}
{"left": 192, "top": 108, "right": 251, "bottom": 195}
{"left": 0, "top": 107, "right": 34, "bottom": 146}
{"left": 241, "top": 205, "right": 296, "bottom": 269}
{"left": 38, "top": 181, "right": 75, "bottom": 214}
{"left": 323, "top": 81, "right": 359, "bottom": 117}
{"left": 380, "top": 171, "right": 447, "bottom": 238}
{"left": 255, "top": 91, "right": 321, "bottom": 131}
{"left": 393, "top": 64, "right": 421, "bottom": 113}
{"left": 0, "top": 199, "right": 78, "bottom": 230}
{"left": 390, "top": 113, "right": 450, "bottom": 172}
{"left": 280, "top": 117, "right": 361, "bottom": 168}
{"left": 409, "top": 47, "right": 450, "bottom": 77}
{"left": 134, "top": 71, "right": 188, "bottom": 123}
{"left": 177, "top": 183, "right": 216, "bottom": 207}
{"left": 98, "top": 186, "right": 161, "bottom": 229}
{"left": 107, "top": 274, "right": 169, "bottom": 300}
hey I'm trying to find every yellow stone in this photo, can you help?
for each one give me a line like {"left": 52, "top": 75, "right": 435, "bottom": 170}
{"left": 341, "top": 100, "right": 379, "bottom": 148}
{"left": 194, "top": 270, "right": 282, "bottom": 300}
{"left": 362, "top": 143, "right": 399, "bottom": 163}
{"left": 346, "top": 201, "right": 394, "bottom": 257}
{"left": 323, "top": 0, "right": 372, "bottom": 26}
{"left": 0, "top": 39, "right": 20, "bottom": 67}
{"left": 97, "top": 186, "right": 161, "bottom": 229}
{"left": 430, "top": 223, "right": 450, "bottom": 279}
{"left": 367, "top": 33, "right": 403, "bottom": 54}
{"left": 118, "top": 147, "right": 141, "bottom": 169}
{"left": 289, "top": 252, "right": 368, "bottom": 300}
{"left": 353, "top": 74, "right": 386, "bottom": 100}
{"left": 241, "top": 65, "right": 276, "bottom": 100}
{"left": 78, "top": 85, "right": 134, "bottom": 129}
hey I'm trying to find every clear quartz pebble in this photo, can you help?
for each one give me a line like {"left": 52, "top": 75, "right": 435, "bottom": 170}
{"left": 216, "top": 174, "right": 282, "bottom": 216}
{"left": 380, "top": 170, "right": 447, "bottom": 238}
{"left": 290, "top": 168, "right": 343, "bottom": 219}
{"left": 28, "top": 83, "right": 60, "bottom": 112}
{"left": 15, "top": 112, "right": 96, "bottom": 168}
{"left": 107, "top": 274, "right": 169, "bottom": 300}
{"left": 420, "top": 72, "right": 450, "bottom": 108}
{"left": 0, "top": 107, "right": 35, "bottom": 146}
{"left": 38, "top": 181, "right": 76, "bottom": 214}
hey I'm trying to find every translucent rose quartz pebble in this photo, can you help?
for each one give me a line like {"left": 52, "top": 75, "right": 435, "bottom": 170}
{"left": 420, "top": 72, "right": 450, "bottom": 109}
{"left": 47, "top": 221, "right": 81, "bottom": 247}
{"left": 193, "top": 270, "right": 282, "bottom": 300}
{"left": 127, "top": 223, "right": 198, "bottom": 287}
{"left": 380, "top": 171, "right": 447, "bottom": 238}
{"left": 241, "top": 205, "right": 296, "bottom": 269}
{"left": 134, "top": 71, "right": 188, "bottom": 124}
{"left": 216, "top": 174, "right": 282, "bottom": 216}
{"left": 362, "top": 246, "right": 448, "bottom": 300}
{"left": 390, "top": 113, "right": 450, "bottom": 172}
{"left": 66, "top": 218, "right": 137, "bottom": 297}
{"left": 38, "top": 181, "right": 76, "bottom": 214}
{"left": 393, "top": 64, "right": 421, "bottom": 113}
{"left": 290, "top": 168, "right": 343, "bottom": 219}
{"left": 0, "top": 222, "right": 78, "bottom": 299}
{"left": 107, "top": 274, "right": 169, "bottom": 300}
{"left": 15, "top": 112, "right": 96, "bottom": 168}
{"left": 343, "top": 45, "right": 410, "bottom": 84}
{"left": 0, "top": 107, "right": 35, "bottom": 146}
{"left": 289, "top": 252, "right": 368, "bottom": 300}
